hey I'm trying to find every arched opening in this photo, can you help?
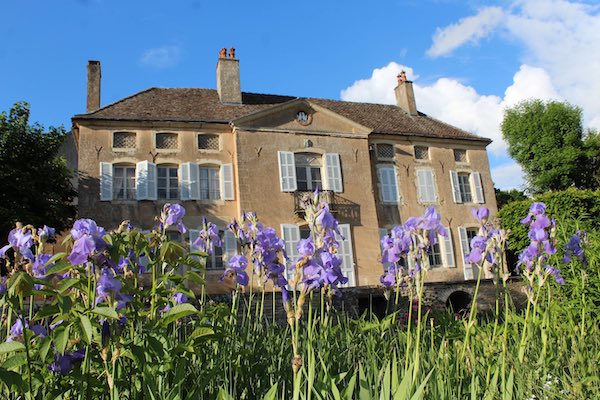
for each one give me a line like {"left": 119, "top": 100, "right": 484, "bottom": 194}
{"left": 446, "top": 291, "right": 472, "bottom": 315}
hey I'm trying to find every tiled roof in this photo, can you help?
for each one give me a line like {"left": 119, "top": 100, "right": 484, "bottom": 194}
{"left": 73, "top": 88, "right": 490, "bottom": 143}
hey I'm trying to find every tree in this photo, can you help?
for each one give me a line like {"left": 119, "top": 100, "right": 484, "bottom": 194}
{"left": 494, "top": 188, "right": 527, "bottom": 210}
{"left": 501, "top": 99, "right": 598, "bottom": 193}
{"left": 0, "top": 102, "right": 76, "bottom": 237}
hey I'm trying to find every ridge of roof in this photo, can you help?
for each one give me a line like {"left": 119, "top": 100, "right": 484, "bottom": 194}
{"left": 73, "top": 87, "right": 159, "bottom": 118}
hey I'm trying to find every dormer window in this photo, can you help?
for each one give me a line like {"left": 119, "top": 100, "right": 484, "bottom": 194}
{"left": 376, "top": 143, "right": 394, "bottom": 160}
{"left": 198, "top": 134, "right": 220, "bottom": 150}
{"left": 113, "top": 132, "right": 136, "bottom": 149}
{"left": 156, "top": 133, "right": 178, "bottom": 150}
{"left": 414, "top": 146, "right": 429, "bottom": 160}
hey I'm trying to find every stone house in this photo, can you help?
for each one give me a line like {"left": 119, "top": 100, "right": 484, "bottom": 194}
{"left": 71, "top": 49, "right": 497, "bottom": 293}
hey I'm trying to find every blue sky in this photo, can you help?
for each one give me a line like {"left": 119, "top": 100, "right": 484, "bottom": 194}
{"left": 2, "top": 0, "right": 599, "bottom": 190}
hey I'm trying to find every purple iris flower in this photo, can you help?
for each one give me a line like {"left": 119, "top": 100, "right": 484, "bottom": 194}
{"left": 101, "top": 320, "right": 111, "bottom": 346}
{"left": 297, "top": 238, "right": 315, "bottom": 257}
{"left": 161, "top": 203, "right": 187, "bottom": 234}
{"left": 193, "top": 218, "right": 222, "bottom": 255}
{"left": 96, "top": 268, "right": 122, "bottom": 305}
{"left": 545, "top": 265, "right": 565, "bottom": 285}
{"left": 67, "top": 219, "right": 107, "bottom": 265}
{"left": 7, "top": 319, "right": 26, "bottom": 342}
{"left": 465, "top": 235, "right": 487, "bottom": 264}
{"left": 173, "top": 292, "right": 187, "bottom": 304}
{"left": 472, "top": 207, "right": 490, "bottom": 223}
{"left": 564, "top": 231, "right": 587, "bottom": 265}
{"left": 49, "top": 353, "right": 73, "bottom": 375}
{"left": 222, "top": 255, "right": 250, "bottom": 286}
{"left": 31, "top": 324, "right": 47, "bottom": 337}
{"left": 380, "top": 266, "right": 398, "bottom": 288}
{"left": 0, "top": 228, "right": 34, "bottom": 260}
{"left": 38, "top": 225, "right": 56, "bottom": 243}
{"left": 50, "top": 319, "right": 64, "bottom": 330}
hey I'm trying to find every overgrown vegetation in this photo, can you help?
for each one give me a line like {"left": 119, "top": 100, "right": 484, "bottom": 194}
{"left": 0, "top": 197, "right": 598, "bottom": 399}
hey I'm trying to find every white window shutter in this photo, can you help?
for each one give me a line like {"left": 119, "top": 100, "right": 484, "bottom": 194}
{"left": 441, "top": 226, "right": 455, "bottom": 268}
{"left": 99, "top": 162, "right": 113, "bottom": 201}
{"left": 378, "top": 167, "right": 399, "bottom": 203}
{"left": 325, "top": 153, "right": 343, "bottom": 193}
{"left": 223, "top": 230, "right": 238, "bottom": 262}
{"left": 221, "top": 163, "right": 235, "bottom": 200}
{"left": 450, "top": 170, "right": 462, "bottom": 203}
{"left": 425, "top": 169, "right": 436, "bottom": 202}
{"left": 146, "top": 162, "right": 157, "bottom": 200}
{"left": 179, "top": 163, "right": 191, "bottom": 201}
{"left": 277, "top": 151, "right": 297, "bottom": 192}
{"left": 458, "top": 226, "right": 474, "bottom": 280}
{"left": 416, "top": 169, "right": 430, "bottom": 203}
{"left": 281, "top": 224, "right": 300, "bottom": 288}
{"left": 471, "top": 171, "right": 485, "bottom": 204}
{"left": 336, "top": 224, "right": 356, "bottom": 287}
{"left": 189, "top": 163, "right": 200, "bottom": 200}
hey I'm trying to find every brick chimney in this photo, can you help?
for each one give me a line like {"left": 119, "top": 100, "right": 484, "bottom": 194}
{"left": 86, "top": 60, "right": 101, "bottom": 112}
{"left": 394, "top": 71, "right": 417, "bottom": 115}
{"left": 216, "top": 47, "right": 242, "bottom": 105}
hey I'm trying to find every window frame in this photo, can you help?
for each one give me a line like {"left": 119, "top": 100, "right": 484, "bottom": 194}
{"left": 112, "top": 164, "right": 137, "bottom": 201}
{"left": 154, "top": 132, "right": 179, "bottom": 152}
{"left": 375, "top": 143, "right": 395, "bottom": 161}
{"left": 198, "top": 165, "right": 221, "bottom": 200}
{"left": 377, "top": 165, "right": 401, "bottom": 204}
{"left": 457, "top": 172, "right": 473, "bottom": 203}
{"left": 112, "top": 131, "right": 137, "bottom": 151}
{"left": 157, "top": 165, "right": 180, "bottom": 200}
{"left": 294, "top": 152, "right": 323, "bottom": 192}
{"left": 414, "top": 145, "right": 430, "bottom": 161}
{"left": 197, "top": 133, "right": 221, "bottom": 152}
{"left": 453, "top": 148, "right": 468, "bottom": 163}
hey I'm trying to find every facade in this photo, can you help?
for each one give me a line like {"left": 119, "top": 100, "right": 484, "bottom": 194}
{"left": 72, "top": 49, "right": 497, "bottom": 293}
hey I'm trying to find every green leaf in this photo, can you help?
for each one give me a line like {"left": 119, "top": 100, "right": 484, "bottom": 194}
{"left": 262, "top": 383, "right": 278, "bottom": 400}
{"left": 91, "top": 306, "right": 119, "bottom": 320}
{"left": 79, "top": 315, "right": 93, "bottom": 345}
{"left": 344, "top": 371, "right": 357, "bottom": 400}
{"left": 409, "top": 368, "right": 434, "bottom": 400}
{"left": 1, "top": 353, "right": 27, "bottom": 370}
{"left": 0, "top": 368, "right": 22, "bottom": 389}
{"left": 160, "top": 303, "right": 198, "bottom": 326}
{"left": 44, "top": 252, "right": 68, "bottom": 267}
{"left": 54, "top": 325, "right": 71, "bottom": 355}
{"left": 217, "top": 388, "right": 235, "bottom": 400}
{"left": 0, "top": 341, "right": 25, "bottom": 355}
{"left": 57, "top": 277, "right": 80, "bottom": 293}
{"left": 46, "top": 260, "right": 72, "bottom": 275}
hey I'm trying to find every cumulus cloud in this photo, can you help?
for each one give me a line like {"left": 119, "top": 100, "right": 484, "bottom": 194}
{"left": 428, "top": 0, "right": 600, "bottom": 131}
{"left": 341, "top": 62, "right": 560, "bottom": 155}
{"left": 140, "top": 45, "right": 180, "bottom": 69}
{"left": 427, "top": 7, "right": 505, "bottom": 57}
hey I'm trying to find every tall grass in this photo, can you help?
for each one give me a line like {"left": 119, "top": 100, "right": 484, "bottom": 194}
{"left": 0, "top": 208, "right": 598, "bottom": 399}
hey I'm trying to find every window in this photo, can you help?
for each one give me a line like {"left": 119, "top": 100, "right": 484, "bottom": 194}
{"left": 113, "top": 165, "right": 136, "bottom": 200}
{"left": 416, "top": 169, "right": 437, "bottom": 203}
{"left": 450, "top": 170, "right": 484, "bottom": 204}
{"left": 198, "top": 134, "right": 220, "bottom": 150}
{"left": 113, "top": 132, "right": 136, "bottom": 149}
{"left": 457, "top": 173, "right": 473, "bottom": 203}
{"left": 376, "top": 143, "right": 394, "bottom": 160}
{"left": 199, "top": 166, "right": 220, "bottom": 200}
{"left": 414, "top": 146, "right": 429, "bottom": 160}
{"left": 206, "top": 241, "right": 224, "bottom": 270}
{"left": 295, "top": 153, "right": 322, "bottom": 191}
{"left": 278, "top": 151, "right": 343, "bottom": 193}
{"left": 454, "top": 149, "right": 468, "bottom": 163}
{"left": 158, "top": 166, "right": 179, "bottom": 199}
{"left": 166, "top": 231, "right": 182, "bottom": 242}
{"left": 156, "top": 133, "right": 178, "bottom": 150}
{"left": 428, "top": 242, "right": 443, "bottom": 267}
{"left": 378, "top": 166, "right": 399, "bottom": 203}
{"left": 459, "top": 226, "right": 480, "bottom": 280}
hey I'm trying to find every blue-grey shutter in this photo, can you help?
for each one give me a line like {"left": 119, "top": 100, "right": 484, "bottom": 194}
{"left": 325, "top": 153, "right": 343, "bottom": 193}
{"left": 99, "top": 162, "right": 113, "bottom": 201}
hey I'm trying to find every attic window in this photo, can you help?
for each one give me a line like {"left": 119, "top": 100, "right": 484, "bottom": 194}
{"left": 198, "top": 134, "right": 220, "bottom": 151}
{"left": 156, "top": 133, "right": 178, "bottom": 150}
{"left": 454, "top": 149, "right": 468, "bottom": 163}
{"left": 296, "top": 110, "right": 312, "bottom": 126}
{"left": 376, "top": 143, "right": 395, "bottom": 160}
{"left": 113, "top": 132, "right": 136, "bottom": 149}
{"left": 414, "top": 146, "right": 429, "bottom": 160}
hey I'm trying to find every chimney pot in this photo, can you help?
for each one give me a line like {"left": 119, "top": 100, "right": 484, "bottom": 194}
{"left": 219, "top": 48, "right": 227, "bottom": 58}
{"left": 229, "top": 47, "right": 236, "bottom": 59}
{"left": 86, "top": 60, "right": 101, "bottom": 113}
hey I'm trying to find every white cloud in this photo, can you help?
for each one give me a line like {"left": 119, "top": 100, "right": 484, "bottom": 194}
{"left": 140, "top": 45, "right": 180, "bottom": 69}
{"left": 427, "top": 0, "right": 600, "bottom": 131}
{"left": 340, "top": 62, "right": 560, "bottom": 155}
{"left": 427, "top": 7, "right": 505, "bottom": 57}
{"left": 491, "top": 162, "right": 525, "bottom": 191}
